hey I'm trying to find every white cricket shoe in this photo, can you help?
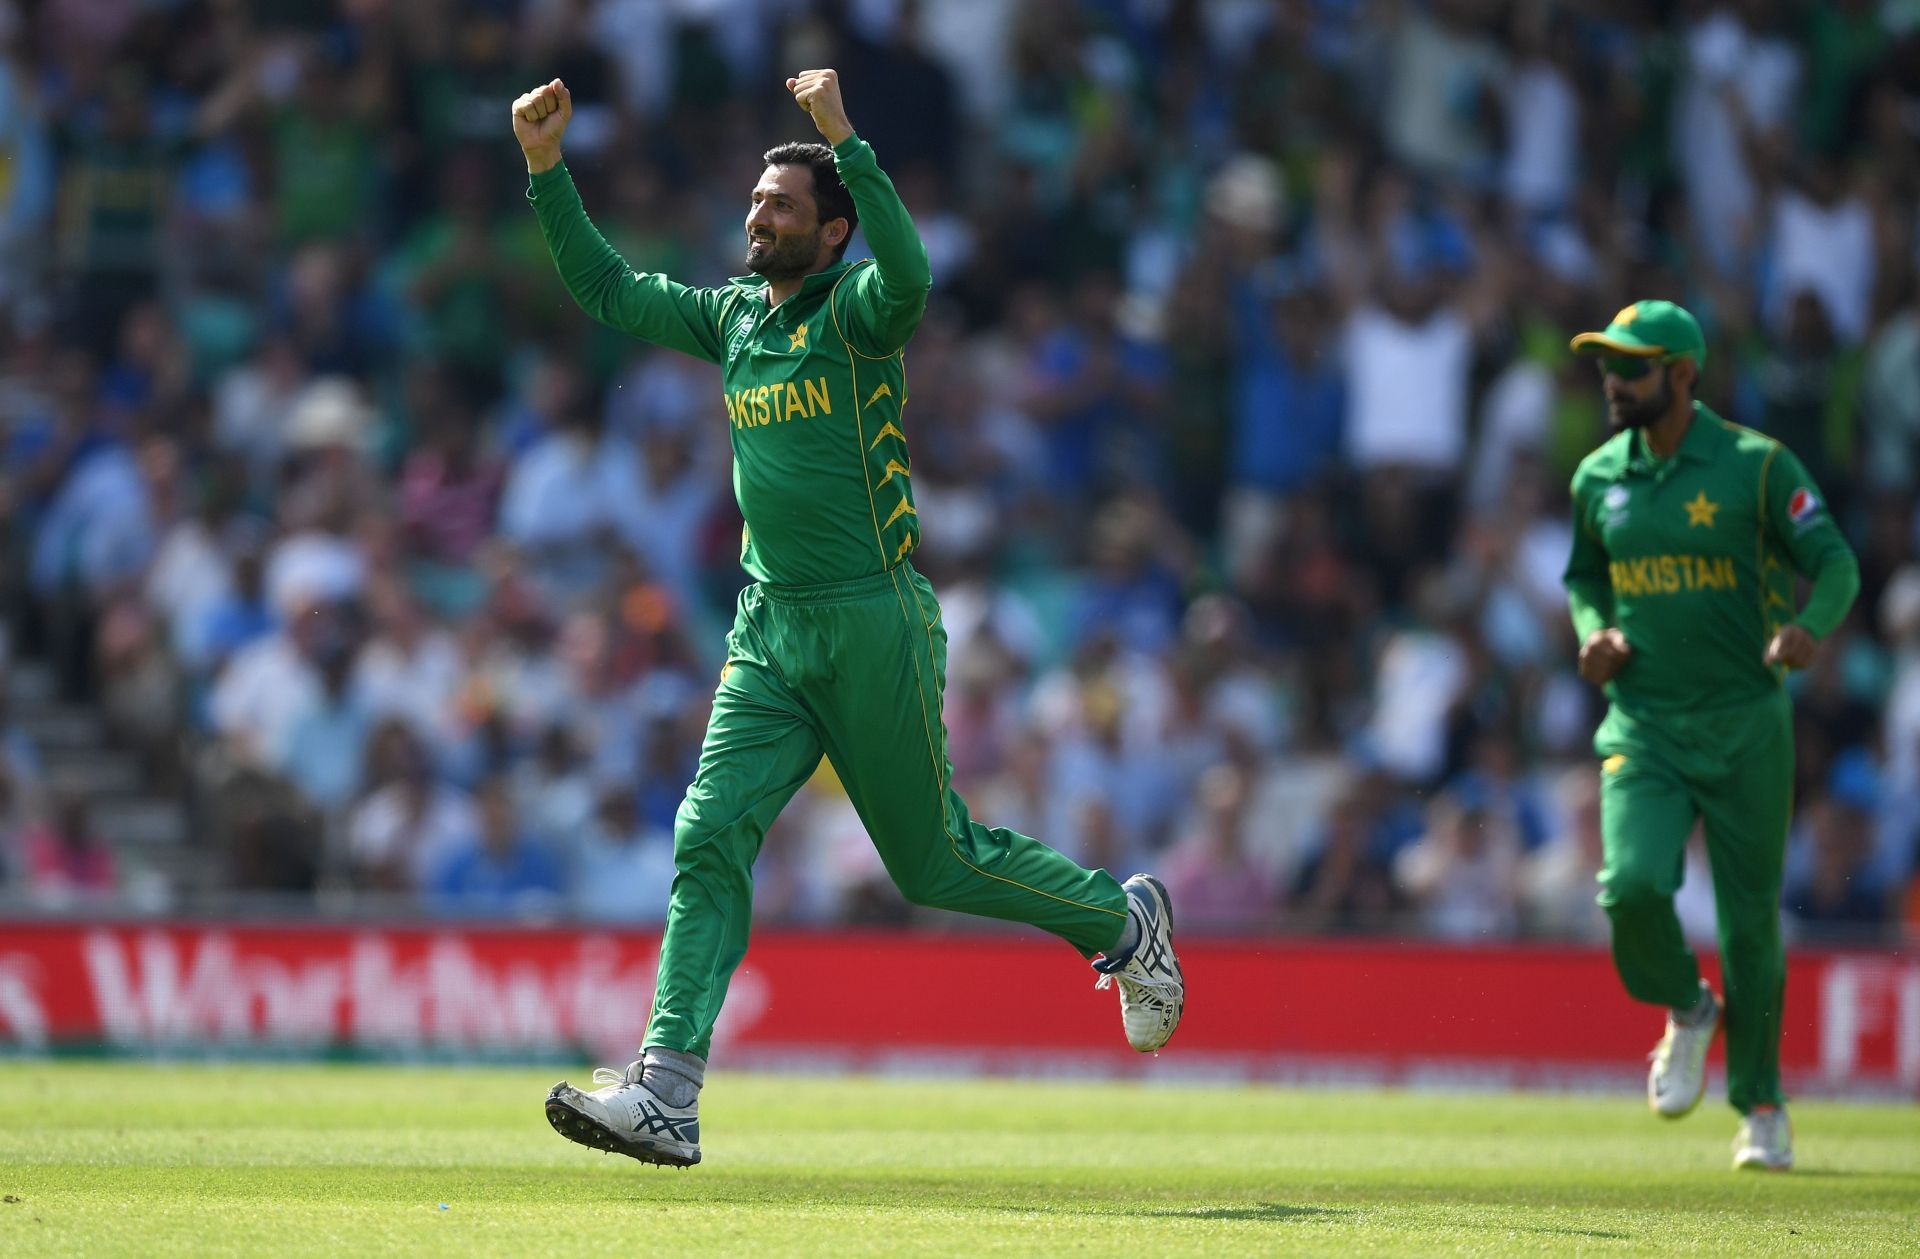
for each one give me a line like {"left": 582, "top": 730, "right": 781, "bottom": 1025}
{"left": 545, "top": 1060, "right": 701, "bottom": 1167}
{"left": 1733, "top": 1104, "right": 1794, "bottom": 1171}
{"left": 1648, "top": 984, "right": 1720, "bottom": 1118}
{"left": 1093, "top": 874, "right": 1185, "bottom": 1053}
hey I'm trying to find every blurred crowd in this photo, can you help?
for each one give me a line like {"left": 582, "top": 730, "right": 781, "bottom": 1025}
{"left": 1, "top": 0, "right": 1917, "bottom": 942}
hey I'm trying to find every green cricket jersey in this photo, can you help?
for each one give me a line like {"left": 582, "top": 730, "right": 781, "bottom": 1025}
{"left": 527, "top": 132, "right": 931, "bottom": 587}
{"left": 1563, "top": 403, "right": 1860, "bottom": 716}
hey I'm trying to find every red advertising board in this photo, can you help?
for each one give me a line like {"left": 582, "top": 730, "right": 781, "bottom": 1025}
{"left": 0, "top": 922, "right": 1913, "bottom": 1096}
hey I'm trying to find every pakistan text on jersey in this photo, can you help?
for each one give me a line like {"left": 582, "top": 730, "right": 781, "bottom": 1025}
{"left": 1610, "top": 554, "right": 1740, "bottom": 597}
{"left": 725, "top": 378, "right": 833, "bottom": 428}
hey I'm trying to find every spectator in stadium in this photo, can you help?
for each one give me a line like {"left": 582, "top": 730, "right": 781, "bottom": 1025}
{"left": 1523, "top": 768, "right": 1608, "bottom": 942}
{"left": 345, "top": 718, "right": 479, "bottom": 895}
{"left": 19, "top": 791, "right": 116, "bottom": 905}
{"left": 426, "top": 777, "right": 565, "bottom": 918}
{"left": 1291, "top": 779, "right": 1407, "bottom": 936}
{"left": 569, "top": 776, "right": 676, "bottom": 924}
{"left": 1393, "top": 785, "right": 1522, "bottom": 940}
{"left": 0, "top": 0, "right": 1911, "bottom": 1066}
{"left": 1163, "top": 763, "right": 1277, "bottom": 929}
{"left": 1785, "top": 793, "right": 1891, "bottom": 938}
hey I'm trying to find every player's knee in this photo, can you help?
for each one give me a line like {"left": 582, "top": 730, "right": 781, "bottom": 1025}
{"left": 1598, "top": 866, "right": 1671, "bottom": 914}
{"left": 1718, "top": 916, "right": 1783, "bottom": 956}
{"left": 891, "top": 870, "right": 944, "bottom": 909}
{"left": 670, "top": 807, "right": 738, "bottom": 874}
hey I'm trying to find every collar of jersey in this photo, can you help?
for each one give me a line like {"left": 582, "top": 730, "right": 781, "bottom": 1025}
{"left": 1606, "top": 402, "right": 1724, "bottom": 478}
{"left": 727, "top": 258, "right": 857, "bottom": 303}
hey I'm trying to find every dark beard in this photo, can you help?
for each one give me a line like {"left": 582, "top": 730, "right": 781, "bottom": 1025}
{"left": 746, "top": 227, "right": 822, "bottom": 280}
{"left": 1607, "top": 371, "right": 1672, "bottom": 431}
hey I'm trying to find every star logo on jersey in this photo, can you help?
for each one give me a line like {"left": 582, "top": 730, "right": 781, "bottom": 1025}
{"left": 788, "top": 322, "right": 809, "bottom": 352}
{"left": 1683, "top": 490, "right": 1719, "bottom": 528}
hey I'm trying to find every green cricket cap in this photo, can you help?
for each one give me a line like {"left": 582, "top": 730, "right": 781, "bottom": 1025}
{"left": 1569, "top": 299, "right": 1707, "bottom": 368}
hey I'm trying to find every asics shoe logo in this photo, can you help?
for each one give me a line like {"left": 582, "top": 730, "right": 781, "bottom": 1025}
{"left": 629, "top": 1101, "right": 697, "bottom": 1143}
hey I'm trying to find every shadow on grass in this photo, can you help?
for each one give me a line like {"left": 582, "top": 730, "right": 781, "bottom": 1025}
{"left": 1522, "top": 1226, "right": 1631, "bottom": 1240}
{"left": 606, "top": 1183, "right": 1353, "bottom": 1226}
{"left": 1139, "top": 1203, "right": 1353, "bottom": 1224}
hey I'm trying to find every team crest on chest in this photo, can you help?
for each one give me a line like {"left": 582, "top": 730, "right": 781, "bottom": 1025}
{"left": 1603, "top": 483, "right": 1630, "bottom": 526}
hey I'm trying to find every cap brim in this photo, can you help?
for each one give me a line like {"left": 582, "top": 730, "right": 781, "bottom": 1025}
{"left": 1569, "top": 332, "right": 1665, "bottom": 357}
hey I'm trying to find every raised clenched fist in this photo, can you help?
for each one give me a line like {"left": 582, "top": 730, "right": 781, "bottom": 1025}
{"left": 786, "top": 69, "right": 853, "bottom": 147}
{"left": 512, "top": 79, "right": 572, "bottom": 173}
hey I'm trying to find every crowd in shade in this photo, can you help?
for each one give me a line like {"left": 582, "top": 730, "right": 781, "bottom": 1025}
{"left": 0, "top": 0, "right": 1917, "bottom": 941}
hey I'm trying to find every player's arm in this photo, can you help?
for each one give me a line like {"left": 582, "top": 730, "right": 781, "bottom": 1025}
{"left": 788, "top": 69, "right": 931, "bottom": 356}
{"left": 1563, "top": 477, "right": 1631, "bottom": 684}
{"left": 513, "top": 79, "right": 730, "bottom": 364}
{"left": 1760, "top": 446, "right": 1861, "bottom": 668}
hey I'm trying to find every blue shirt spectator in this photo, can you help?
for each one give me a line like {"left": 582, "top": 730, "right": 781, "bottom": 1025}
{"left": 426, "top": 781, "right": 565, "bottom": 917}
{"left": 1231, "top": 272, "right": 1344, "bottom": 495}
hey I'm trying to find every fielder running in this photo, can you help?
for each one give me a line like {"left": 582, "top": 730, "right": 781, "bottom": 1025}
{"left": 512, "top": 71, "right": 1184, "bottom": 1168}
{"left": 1562, "top": 301, "right": 1859, "bottom": 1171}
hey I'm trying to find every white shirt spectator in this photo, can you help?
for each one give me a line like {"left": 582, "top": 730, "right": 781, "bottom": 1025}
{"left": 1676, "top": 10, "right": 1801, "bottom": 272}
{"left": 354, "top": 627, "right": 465, "bottom": 748}
{"left": 614, "top": 443, "right": 720, "bottom": 610}
{"left": 348, "top": 782, "right": 481, "bottom": 888}
{"left": 144, "top": 517, "right": 232, "bottom": 670}
{"left": 1395, "top": 810, "right": 1522, "bottom": 940}
{"left": 265, "top": 531, "right": 365, "bottom": 621}
{"left": 1383, "top": 9, "right": 1507, "bottom": 181}
{"left": 1366, "top": 628, "right": 1467, "bottom": 783}
{"left": 1503, "top": 58, "right": 1578, "bottom": 214}
{"left": 1768, "top": 188, "right": 1874, "bottom": 343}
{"left": 212, "top": 348, "right": 303, "bottom": 479}
{"left": 207, "top": 633, "right": 320, "bottom": 760}
{"left": 498, "top": 431, "right": 641, "bottom": 548}
{"left": 1863, "top": 310, "right": 1920, "bottom": 490}
{"left": 1344, "top": 306, "right": 1472, "bottom": 472}
{"left": 571, "top": 823, "right": 676, "bottom": 922}
{"left": 1467, "top": 359, "right": 1553, "bottom": 512}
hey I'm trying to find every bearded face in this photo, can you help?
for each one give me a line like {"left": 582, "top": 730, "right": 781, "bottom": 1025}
{"left": 1604, "top": 363, "right": 1675, "bottom": 432}
{"left": 744, "top": 164, "right": 837, "bottom": 282}
{"left": 746, "top": 222, "right": 825, "bottom": 280}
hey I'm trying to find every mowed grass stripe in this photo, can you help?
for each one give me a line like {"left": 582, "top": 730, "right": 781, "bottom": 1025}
{"left": 0, "top": 1064, "right": 1915, "bottom": 1257}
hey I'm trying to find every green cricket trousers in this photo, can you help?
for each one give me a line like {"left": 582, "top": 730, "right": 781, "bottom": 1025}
{"left": 645, "top": 563, "right": 1130, "bottom": 1059}
{"left": 1594, "top": 688, "right": 1793, "bottom": 1113}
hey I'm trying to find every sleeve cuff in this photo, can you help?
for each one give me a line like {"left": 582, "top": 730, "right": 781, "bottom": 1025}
{"left": 526, "top": 161, "right": 573, "bottom": 200}
{"left": 832, "top": 132, "right": 870, "bottom": 164}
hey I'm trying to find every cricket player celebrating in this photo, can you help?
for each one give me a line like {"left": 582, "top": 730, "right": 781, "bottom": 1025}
{"left": 1563, "top": 301, "right": 1859, "bottom": 1171}
{"left": 512, "top": 72, "right": 1183, "bottom": 1168}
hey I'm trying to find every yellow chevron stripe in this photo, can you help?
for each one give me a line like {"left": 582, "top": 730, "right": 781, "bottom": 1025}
{"left": 878, "top": 459, "right": 910, "bottom": 487}
{"left": 894, "top": 535, "right": 916, "bottom": 562}
{"left": 883, "top": 497, "right": 917, "bottom": 529}
{"left": 865, "top": 382, "right": 893, "bottom": 407}
{"left": 869, "top": 421, "right": 905, "bottom": 449}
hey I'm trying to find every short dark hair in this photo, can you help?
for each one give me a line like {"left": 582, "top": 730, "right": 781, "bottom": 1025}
{"left": 763, "top": 141, "right": 857, "bottom": 261}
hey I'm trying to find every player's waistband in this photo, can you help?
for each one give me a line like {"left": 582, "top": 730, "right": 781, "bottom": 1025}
{"left": 757, "top": 563, "right": 913, "bottom": 606}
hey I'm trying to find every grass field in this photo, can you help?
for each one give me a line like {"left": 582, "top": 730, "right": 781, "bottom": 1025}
{"left": 1, "top": 1064, "right": 1916, "bottom": 1257}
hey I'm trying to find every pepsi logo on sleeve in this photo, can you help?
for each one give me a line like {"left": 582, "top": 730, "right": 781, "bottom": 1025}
{"left": 1787, "top": 488, "right": 1821, "bottom": 527}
